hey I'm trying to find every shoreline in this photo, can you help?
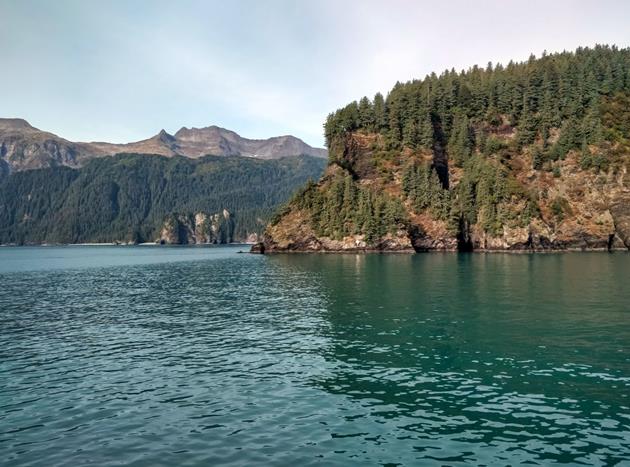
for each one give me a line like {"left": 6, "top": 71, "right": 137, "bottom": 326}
{"left": 1, "top": 243, "right": 626, "bottom": 253}
{"left": 0, "top": 242, "right": 255, "bottom": 247}
{"left": 256, "top": 247, "right": 629, "bottom": 254}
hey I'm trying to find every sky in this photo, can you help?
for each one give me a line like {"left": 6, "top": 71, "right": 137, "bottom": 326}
{"left": 1, "top": 0, "right": 629, "bottom": 148}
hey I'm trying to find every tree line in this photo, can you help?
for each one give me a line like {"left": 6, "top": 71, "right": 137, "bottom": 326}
{"left": 325, "top": 45, "right": 630, "bottom": 170}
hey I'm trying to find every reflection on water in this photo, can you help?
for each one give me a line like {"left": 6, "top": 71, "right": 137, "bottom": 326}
{"left": 1, "top": 247, "right": 629, "bottom": 465}
{"left": 271, "top": 254, "right": 630, "bottom": 464}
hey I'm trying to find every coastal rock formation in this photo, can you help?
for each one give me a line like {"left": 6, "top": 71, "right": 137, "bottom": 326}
{"left": 158, "top": 210, "right": 235, "bottom": 245}
{"left": 259, "top": 47, "right": 630, "bottom": 253}
{"left": 264, "top": 207, "right": 416, "bottom": 252}
{"left": 262, "top": 134, "right": 629, "bottom": 253}
{"left": 250, "top": 242, "right": 265, "bottom": 254}
{"left": 610, "top": 186, "right": 630, "bottom": 249}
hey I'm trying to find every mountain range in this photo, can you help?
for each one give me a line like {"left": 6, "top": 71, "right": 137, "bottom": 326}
{"left": 0, "top": 118, "right": 326, "bottom": 174}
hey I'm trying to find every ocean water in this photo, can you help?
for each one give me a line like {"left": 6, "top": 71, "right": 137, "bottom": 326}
{"left": 1, "top": 246, "right": 629, "bottom": 466}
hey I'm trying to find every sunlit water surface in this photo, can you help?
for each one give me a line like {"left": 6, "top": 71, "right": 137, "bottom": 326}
{"left": 1, "top": 246, "right": 629, "bottom": 466}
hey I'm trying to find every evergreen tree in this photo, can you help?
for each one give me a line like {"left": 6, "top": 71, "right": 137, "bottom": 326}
{"left": 532, "top": 146, "right": 545, "bottom": 170}
{"left": 373, "top": 92, "right": 387, "bottom": 132}
{"left": 358, "top": 96, "right": 375, "bottom": 130}
{"left": 418, "top": 112, "right": 434, "bottom": 149}
{"left": 402, "top": 119, "right": 419, "bottom": 149}
{"left": 517, "top": 100, "right": 538, "bottom": 147}
{"left": 448, "top": 113, "right": 473, "bottom": 167}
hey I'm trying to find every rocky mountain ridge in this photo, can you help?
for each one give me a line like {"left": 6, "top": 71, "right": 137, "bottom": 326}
{"left": 0, "top": 118, "right": 326, "bottom": 173}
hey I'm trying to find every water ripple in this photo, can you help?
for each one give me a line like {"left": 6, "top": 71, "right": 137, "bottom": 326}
{"left": 0, "top": 247, "right": 629, "bottom": 466}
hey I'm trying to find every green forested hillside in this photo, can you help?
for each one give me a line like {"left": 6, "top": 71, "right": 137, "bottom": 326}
{"left": 264, "top": 46, "right": 630, "bottom": 251}
{"left": 0, "top": 153, "right": 326, "bottom": 244}
{"left": 325, "top": 45, "right": 630, "bottom": 161}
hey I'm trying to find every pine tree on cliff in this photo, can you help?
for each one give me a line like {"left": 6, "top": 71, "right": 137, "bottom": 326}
{"left": 517, "top": 101, "right": 538, "bottom": 147}
{"left": 418, "top": 111, "right": 434, "bottom": 149}
{"left": 373, "top": 92, "right": 387, "bottom": 133}
{"left": 448, "top": 113, "right": 473, "bottom": 167}
{"left": 387, "top": 84, "right": 406, "bottom": 147}
{"left": 402, "top": 120, "right": 419, "bottom": 149}
{"left": 342, "top": 175, "right": 357, "bottom": 228}
{"left": 358, "top": 96, "right": 375, "bottom": 131}
{"left": 582, "top": 101, "right": 603, "bottom": 144}
{"left": 342, "top": 102, "right": 360, "bottom": 132}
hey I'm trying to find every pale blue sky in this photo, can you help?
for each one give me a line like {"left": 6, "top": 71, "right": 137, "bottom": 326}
{"left": 1, "top": 0, "right": 629, "bottom": 147}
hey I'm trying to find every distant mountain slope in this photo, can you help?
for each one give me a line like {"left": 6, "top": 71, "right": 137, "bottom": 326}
{"left": 0, "top": 153, "right": 326, "bottom": 245}
{"left": 172, "top": 126, "right": 327, "bottom": 159}
{"left": 0, "top": 118, "right": 99, "bottom": 171}
{"left": 0, "top": 119, "right": 327, "bottom": 173}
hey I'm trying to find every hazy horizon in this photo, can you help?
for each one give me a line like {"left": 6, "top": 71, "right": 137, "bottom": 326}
{"left": 2, "top": 0, "right": 630, "bottom": 147}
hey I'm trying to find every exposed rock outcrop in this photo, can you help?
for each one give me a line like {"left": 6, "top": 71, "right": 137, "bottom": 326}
{"left": 172, "top": 126, "right": 327, "bottom": 159}
{"left": 250, "top": 242, "right": 265, "bottom": 254}
{"left": 263, "top": 208, "right": 417, "bottom": 252}
{"left": 259, "top": 131, "right": 629, "bottom": 253}
{"left": 158, "top": 209, "right": 236, "bottom": 245}
{"left": 0, "top": 119, "right": 93, "bottom": 171}
{"left": 245, "top": 232, "right": 261, "bottom": 243}
{"left": 0, "top": 118, "right": 327, "bottom": 174}
{"left": 610, "top": 175, "right": 630, "bottom": 249}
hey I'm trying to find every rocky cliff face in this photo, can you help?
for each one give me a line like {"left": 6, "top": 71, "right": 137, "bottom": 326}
{"left": 0, "top": 119, "right": 326, "bottom": 173}
{"left": 609, "top": 175, "right": 630, "bottom": 249}
{"left": 158, "top": 209, "right": 236, "bottom": 245}
{"left": 0, "top": 118, "right": 96, "bottom": 171}
{"left": 261, "top": 132, "right": 630, "bottom": 252}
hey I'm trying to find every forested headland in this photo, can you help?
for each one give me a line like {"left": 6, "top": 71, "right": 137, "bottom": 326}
{"left": 263, "top": 46, "right": 630, "bottom": 252}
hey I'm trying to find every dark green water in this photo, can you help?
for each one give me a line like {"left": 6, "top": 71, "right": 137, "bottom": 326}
{"left": 1, "top": 246, "right": 629, "bottom": 466}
